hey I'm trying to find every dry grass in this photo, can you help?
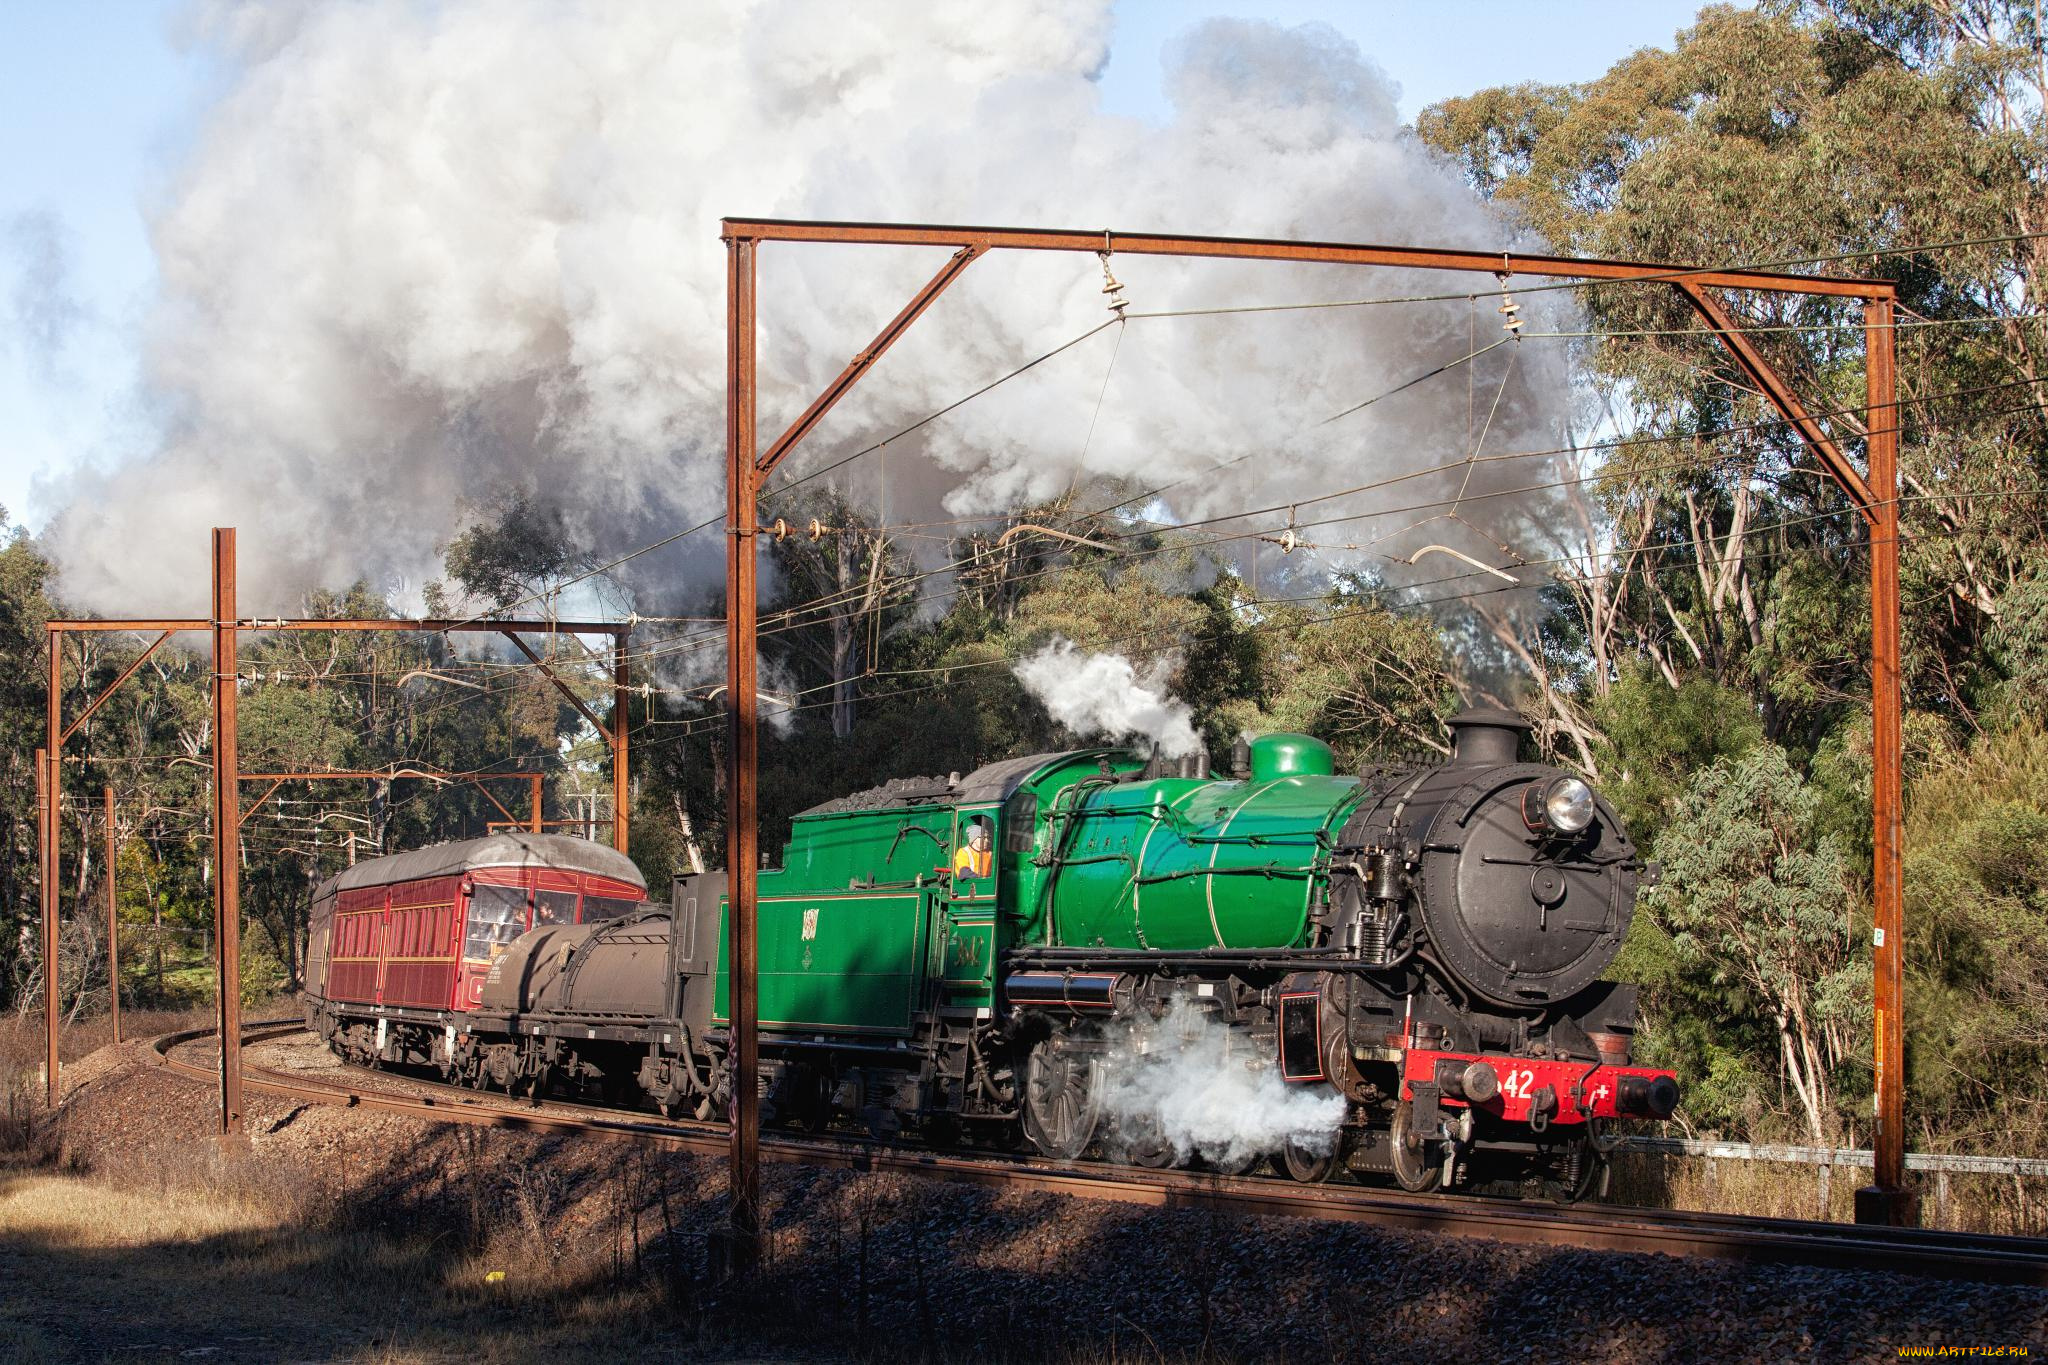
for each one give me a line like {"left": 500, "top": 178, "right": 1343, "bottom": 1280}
{"left": 0, "top": 1003, "right": 231, "bottom": 1174}
{"left": 1610, "top": 1150, "right": 2048, "bottom": 1235}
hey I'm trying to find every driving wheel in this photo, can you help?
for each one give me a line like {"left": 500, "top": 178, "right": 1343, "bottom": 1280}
{"left": 1021, "top": 1036, "right": 1103, "bottom": 1160}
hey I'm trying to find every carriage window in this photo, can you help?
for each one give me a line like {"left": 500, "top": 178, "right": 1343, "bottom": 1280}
{"left": 581, "top": 895, "right": 641, "bottom": 923}
{"left": 465, "top": 883, "right": 528, "bottom": 961}
{"left": 534, "top": 889, "right": 579, "bottom": 927}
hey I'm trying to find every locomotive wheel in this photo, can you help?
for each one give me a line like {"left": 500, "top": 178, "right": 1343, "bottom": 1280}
{"left": 1109, "top": 1113, "right": 1177, "bottom": 1169}
{"left": 1280, "top": 1133, "right": 1338, "bottom": 1184}
{"left": 1021, "top": 1038, "right": 1102, "bottom": 1161}
{"left": 1389, "top": 1101, "right": 1441, "bottom": 1193}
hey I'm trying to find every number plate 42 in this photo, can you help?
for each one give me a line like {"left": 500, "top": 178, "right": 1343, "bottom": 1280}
{"left": 1498, "top": 1067, "right": 1537, "bottom": 1099}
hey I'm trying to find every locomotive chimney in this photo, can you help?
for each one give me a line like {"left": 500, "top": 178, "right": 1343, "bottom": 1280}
{"left": 1445, "top": 709, "right": 1532, "bottom": 768}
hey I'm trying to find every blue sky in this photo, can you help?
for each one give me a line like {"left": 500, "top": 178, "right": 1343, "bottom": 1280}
{"left": 0, "top": 0, "right": 1715, "bottom": 535}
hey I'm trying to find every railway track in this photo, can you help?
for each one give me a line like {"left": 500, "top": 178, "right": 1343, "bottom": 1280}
{"left": 152, "top": 1022, "right": 2048, "bottom": 1286}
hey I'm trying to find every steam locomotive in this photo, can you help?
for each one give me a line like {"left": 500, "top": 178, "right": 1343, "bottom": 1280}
{"left": 305, "top": 709, "right": 1677, "bottom": 1197}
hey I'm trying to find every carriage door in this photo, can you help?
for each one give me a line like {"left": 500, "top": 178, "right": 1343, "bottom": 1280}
{"left": 374, "top": 890, "right": 394, "bottom": 1005}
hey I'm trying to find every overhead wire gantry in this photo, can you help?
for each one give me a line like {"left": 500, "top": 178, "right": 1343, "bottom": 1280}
{"left": 718, "top": 218, "right": 1912, "bottom": 1261}
{"left": 36, "top": 527, "right": 636, "bottom": 1136}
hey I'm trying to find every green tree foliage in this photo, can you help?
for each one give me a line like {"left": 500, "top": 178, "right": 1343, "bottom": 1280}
{"left": 1901, "top": 722, "right": 2048, "bottom": 1151}
{"left": 1420, "top": 3, "right": 2048, "bottom": 730}
{"left": 0, "top": 510, "right": 56, "bottom": 1006}
{"left": 764, "top": 490, "right": 919, "bottom": 739}
{"left": 0, "top": 523, "right": 632, "bottom": 1012}
{"left": 1592, "top": 664, "right": 1764, "bottom": 840}
{"left": 1419, "top": 1, "right": 2048, "bottom": 1159}
{"left": 1645, "top": 744, "right": 1865, "bottom": 1142}
{"left": 436, "top": 498, "right": 591, "bottom": 614}
{"left": 1217, "top": 588, "right": 1460, "bottom": 767}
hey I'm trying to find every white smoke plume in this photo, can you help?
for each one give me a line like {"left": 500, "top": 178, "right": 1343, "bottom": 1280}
{"left": 1102, "top": 994, "right": 1346, "bottom": 1166}
{"left": 1013, "top": 637, "right": 1200, "bottom": 757}
{"left": 5, "top": 212, "right": 86, "bottom": 386}
{"left": 44, "top": 0, "right": 1576, "bottom": 616}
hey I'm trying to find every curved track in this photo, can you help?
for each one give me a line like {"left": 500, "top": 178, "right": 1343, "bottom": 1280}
{"left": 152, "top": 1022, "right": 2048, "bottom": 1286}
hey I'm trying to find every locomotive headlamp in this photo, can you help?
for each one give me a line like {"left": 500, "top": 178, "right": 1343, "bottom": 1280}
{"left": 1522, "top": 775, "right": 1596, "bottom": 835}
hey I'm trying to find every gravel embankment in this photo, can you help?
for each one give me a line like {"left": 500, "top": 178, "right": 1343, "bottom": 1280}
{"left": 32, "top": 1034, "right": 2047, "bottom": 1364}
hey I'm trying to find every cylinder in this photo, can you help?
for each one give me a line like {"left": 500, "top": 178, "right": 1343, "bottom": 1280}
{"left": 1003, "top": 971, "right": 1128, "bottom": 1012}
{"left": 1365, "top": 851, "right": 1402, "bottom": 902}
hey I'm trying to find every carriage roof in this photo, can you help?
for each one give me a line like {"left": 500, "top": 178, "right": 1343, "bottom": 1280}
{"left": 312, "top": 832, "right": 645, "bottom": 902}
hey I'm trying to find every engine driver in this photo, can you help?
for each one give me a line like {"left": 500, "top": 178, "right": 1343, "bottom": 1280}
{"left": 954, "top": 817, "right": 993, "bottom": 879}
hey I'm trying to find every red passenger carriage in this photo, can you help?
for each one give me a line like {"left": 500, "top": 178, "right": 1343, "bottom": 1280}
{"left": 305, "top": 832, "right": 645, "bottom": 1068}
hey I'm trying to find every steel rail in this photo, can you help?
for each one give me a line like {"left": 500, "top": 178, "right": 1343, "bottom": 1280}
{"left": 146, "top": 1025, "right": 2048, "bottom": 1287}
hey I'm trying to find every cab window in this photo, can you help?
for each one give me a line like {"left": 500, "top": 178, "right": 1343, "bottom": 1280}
{"left": 953, "top": 815, "right": 995, "bottom": 880}
{"left": 1001, "top": 791, "right": 1038, "bottom": 853}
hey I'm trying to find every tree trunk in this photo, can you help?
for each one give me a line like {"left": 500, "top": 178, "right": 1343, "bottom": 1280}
{"left": 1779, "top": 1014, "right": 1826, "bottom": 1146}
